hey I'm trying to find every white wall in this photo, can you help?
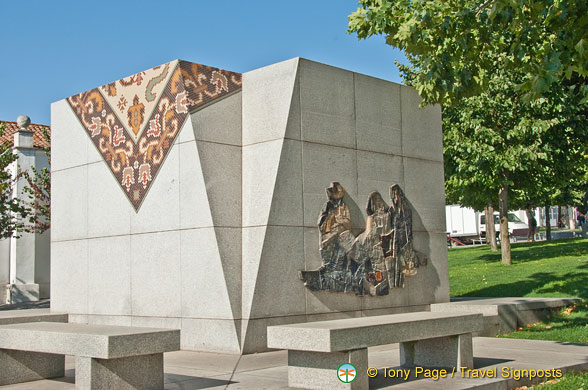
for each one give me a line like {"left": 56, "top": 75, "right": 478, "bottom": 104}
{"left": 51, "top": 58, "right": 447, "bottom": 354}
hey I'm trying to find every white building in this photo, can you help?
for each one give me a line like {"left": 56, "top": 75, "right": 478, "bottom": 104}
{"left": 0, "top": 117, "right": 51, "bottom": 303}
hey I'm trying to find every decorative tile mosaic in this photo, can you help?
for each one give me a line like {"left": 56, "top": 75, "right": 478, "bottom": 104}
{"left": 67, "top": 60, "right": 242, "bottom": 211}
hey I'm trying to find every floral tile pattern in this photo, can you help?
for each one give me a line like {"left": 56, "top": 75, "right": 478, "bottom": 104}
{"left": 67, "top": 60, "right": 242, "bottom": 211}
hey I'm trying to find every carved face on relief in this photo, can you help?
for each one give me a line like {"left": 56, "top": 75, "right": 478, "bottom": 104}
{"left": 326, "top": 182, "right": 345, "bottom": 201}
{"left": 366, "top": 192, "right": 387, "bottom": 216}
{"left": 390, "top": 184, "right": 402, "bottom": 204}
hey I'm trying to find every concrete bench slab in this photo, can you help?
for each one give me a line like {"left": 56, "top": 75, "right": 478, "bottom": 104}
{"left": 0, "top": 322, "right": 180, "bottom": 389}
{"left": 267, "top": 312, "right": 483, "bottom": 390}
{"left": 0, "top": 309, "right": 68, "bottom": 325}
{"left": 431, "top": 297, "right": 580, "bottom": 336}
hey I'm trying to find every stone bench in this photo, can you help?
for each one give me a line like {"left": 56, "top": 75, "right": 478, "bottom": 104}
{"left": 0, "top": 308, "right": 68, "bottom": 325}
{"left": 0, "top": 322, "right": 180, "bottom": 389}
{"left": 267, "top": 311, "right": 484, "bottom": 389}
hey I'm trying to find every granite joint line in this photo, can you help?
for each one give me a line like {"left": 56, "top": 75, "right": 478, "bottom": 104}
{"left": 51, "top": 226, "right": 446, "bottom": 244}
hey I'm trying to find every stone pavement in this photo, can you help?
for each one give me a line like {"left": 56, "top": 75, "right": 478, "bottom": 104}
{"left": 0, "top": 337, "right": 586, "bottom": 389}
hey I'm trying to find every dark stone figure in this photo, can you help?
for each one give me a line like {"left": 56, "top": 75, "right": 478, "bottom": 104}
{"left": 300, "top": 183, "right": 357, "bottom": 293}
{"left": 350, "top": 192, "right": 390, "bottom": 296}
{"left": 381, "top": 184, "right": 423, "bottom": 288}
{"left": 300, "top": 183, "right": 426, "bottom": 296}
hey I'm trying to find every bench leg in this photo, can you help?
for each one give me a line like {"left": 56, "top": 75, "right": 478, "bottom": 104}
{"left": 400, "top": 333, "right": 473, "bottom": 369}
{"left": 288, "top": 348, "right": 368, "bottom": 390}
{"left": 75, "top": 353, "right": 163, "bottom": 390}
{"left": 0, "top": 349, "right": 64, "bottom": 385}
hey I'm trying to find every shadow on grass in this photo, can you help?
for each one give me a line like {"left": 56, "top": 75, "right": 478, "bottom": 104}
{"left": 499, "top": 302, "right": 588, "bottom": 343}
{"left": 459, "top": 271, "right": 588, "bottom": 298}
{"left": 475, "top": 238, "right": 588, "bottom": 264}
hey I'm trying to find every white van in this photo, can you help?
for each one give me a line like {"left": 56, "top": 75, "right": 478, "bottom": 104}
{"left": 479, "top": 212, "right": 530, "bottom": 238}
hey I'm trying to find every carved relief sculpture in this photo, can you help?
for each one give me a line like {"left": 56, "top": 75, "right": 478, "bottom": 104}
{"left": 300, "top": 183, "right": 427, "bottom": 296}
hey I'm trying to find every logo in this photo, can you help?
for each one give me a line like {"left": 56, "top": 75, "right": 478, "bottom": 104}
{"left": 338, "top": 363, "right": 357, "bottom": 383}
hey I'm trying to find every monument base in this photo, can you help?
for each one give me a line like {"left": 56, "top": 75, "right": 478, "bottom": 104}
{"left": 8, "top": 284, "right": 40, "bottom": 304}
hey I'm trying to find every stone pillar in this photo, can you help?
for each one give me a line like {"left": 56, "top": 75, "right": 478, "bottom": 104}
{"left": 8, "top": 115, "right": 40, "bottom": 302}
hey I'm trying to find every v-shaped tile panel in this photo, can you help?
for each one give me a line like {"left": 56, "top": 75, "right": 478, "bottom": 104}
{"left": 67, "top": 60, "right": 242, "bottom": 211}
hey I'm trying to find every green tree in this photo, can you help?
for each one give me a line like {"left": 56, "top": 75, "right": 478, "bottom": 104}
{"left": 511, "top": 80, "right": 588, "bottom": 238}
{"left": 21, "top": 126, "right": 51, "bottom": 233}
{"left": 443, "top": 68, "right": 558, "bottom": 264}
{"left": 0, "top": 121, "right": 30, "bottom": 238}
{"left": 348, "top": 0, "right": 588, "bottom": 105}
{"left": 349, "top": 1, "right": 588, "bottom": 263}
{"left": 0, "top": 122, "right": 50, "bottom": 238}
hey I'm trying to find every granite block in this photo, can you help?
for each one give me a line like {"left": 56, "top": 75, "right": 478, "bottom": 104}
{"left": 51, "top": 167, "right": 88, "bottom": 241}
{"left": 190, "top": 92, "right": 242, "bottom": 146}
{"left": 299, "top": 59, "right": 356, "bottom": 149}
{"left": 177, "top": 110, "right": 196, "bottom": 144}
{"left": 242, "top": 139, "right": 284, "bottom": 227}
{"left": 242, "top": 226, "right": 305, "bottom": 320}
{"left": 305, "top": 288, "right": 363, "bottom": 316}
{"left": 356, "top": 121, "right": 402, "bottom": 156}
{"left": 181, "top": 318, "right": 241, "bottom": 354}
{"left": 180, "top": 228, "right": 236, "bottom": 320}
{"left": 400, "top": 86, "right": 443, "bottom": 162}
{"left": 400, "top": 333, "right": 473, "bottom": 368}
{"left": 178, "top": 140, "right": 215, "bottom": 229}
{"left": 407, "top": 232, "right": 450, "bottom": 306}
{"left": 303, "top": 227, "right": 322, "bottom": 271}
{"left": 88, "top": 236, "right": 131, "bottom": 316}
{"left": 87, "top": 162, "right": 131, "bottom": 237}
{"left": 130, "top": 144, "right": 180, "bottom": 234}
{"left": 50, "top": 100, "right": 89, "bottom": 171}
{"left": 357, "top": 151, "right": 404, "bottom": 203}
{"left": 301, "top": 142, "right": 358, "bottom": 228}
{"left": 267, "top": 139, "right": 303, "bottom": 226}
{"left": 130, "top": 231, "right": 181, "bottom": 317}
{"left": 195, "top": 141, "right": 241, "bottom": 227}
{"left": 86, "top": 315, "right": 133, "bottom": 327}
{"left": 0, "top": 349, "right": 65, "bottom": 386}
{"left": 0, "top": 322, "right": 180, "bottom": 359}
{"left": 354, "top": 73, "right": 402, "bottom": 156}
{"left": 267, "top": 312, "right": 483, "bottom": 353}
{"left": 0, "top": 309, "right": 67, "bottom": 325}
{"left": 50, "top": 239, "right": 88, "bottom": 314}
{"left": 288, "top": 348, "right": 368, "bottom": 390}
{"left": 301, "top": 111, "right": 356, "bottom": 149}
{"left": 403, "top": 157, "right": 446, "bottom": 233}
{"left": 242, "top": 57, "right": 299, "bottom": 145}
{"left": 131, "top": 316, "right": 181, "bottom": 330}
{"left": 76, "top": 353, "right": 163, "bottom": 390}
{"left": 241, "top": 315, "right": 307, "bottom": 355}
{"left": 355, "top": 74, "right": 401, "bottom": 125}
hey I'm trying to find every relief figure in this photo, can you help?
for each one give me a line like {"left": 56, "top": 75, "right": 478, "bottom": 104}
{"left": 300, "top": 183, "right": 426, "bottom": 296}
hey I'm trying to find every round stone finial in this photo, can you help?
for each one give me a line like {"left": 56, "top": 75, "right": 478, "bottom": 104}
{"left": 16, "top": 115, "right": 31, "bottom": 130}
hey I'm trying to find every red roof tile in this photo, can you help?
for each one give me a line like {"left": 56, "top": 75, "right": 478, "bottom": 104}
{"left": 0, "top": 121, "right": 51, "bottom": 149}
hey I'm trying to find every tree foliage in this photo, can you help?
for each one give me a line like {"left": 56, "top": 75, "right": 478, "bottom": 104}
{"left": 0, "top": 122, "right": 50, "bottom": 238}
{"left": 348, "top": 0, "right": 588, "bottom": 263}
{"left": 0, "top": 122, "right": 29, "bottom": 238}
{"left": 348, "top": 0, "right": 588, "bottom": 105}
{"left": 444, "top": 71, "right": 588, "bottom": 212}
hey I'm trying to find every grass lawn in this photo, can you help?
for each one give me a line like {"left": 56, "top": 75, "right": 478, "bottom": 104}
{"left": 448, "top": 238, "right": 588, "bottom": 389}
{"left": 448, "top": 237, "right": 588, "bottom": 299}
{"left": 524, "top": 372, "right": 588, "bottom": 390}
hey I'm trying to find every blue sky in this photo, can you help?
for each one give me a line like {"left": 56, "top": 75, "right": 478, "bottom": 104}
{"left": 0, "top": 1, "right": 406, "bottom": 126}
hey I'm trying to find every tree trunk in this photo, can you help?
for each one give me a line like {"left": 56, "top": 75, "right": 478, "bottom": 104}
{"left": 569, "top": 207, "right": 576, "bottom": 230}
{"left": 545, "top": 206, "right": 551, "bottom": 240}
{"left": 499, "top": 186, "right": 511, "bottom": 265}
{"left": 485, "top": 205, "right": 498, "bottom": 251}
